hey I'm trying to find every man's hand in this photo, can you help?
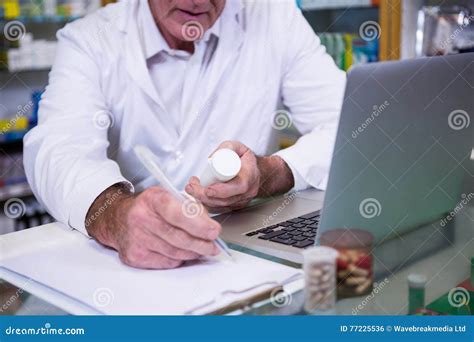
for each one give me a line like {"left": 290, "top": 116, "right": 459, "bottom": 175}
{"left": 185, "top": 141, "right": 295, "bottom": 212}
{"left": 85, "top": 184, "right": 221, "bottom": 269}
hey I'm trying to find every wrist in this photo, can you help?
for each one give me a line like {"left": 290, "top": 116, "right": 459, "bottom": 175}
{"left": 257, "top": 155, "right": 295, "bottom": 197}
{"left": 85, "top": 183, "right": 133, "bottom": 248}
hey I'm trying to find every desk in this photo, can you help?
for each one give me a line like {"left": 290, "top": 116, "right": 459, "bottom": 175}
{"left": 1, "top": 200, "right": 472, "bottom": 316}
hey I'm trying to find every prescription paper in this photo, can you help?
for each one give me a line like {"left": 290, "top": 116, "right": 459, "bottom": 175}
{"left": 1, "top": 229, "right": 301, "bottom": 315}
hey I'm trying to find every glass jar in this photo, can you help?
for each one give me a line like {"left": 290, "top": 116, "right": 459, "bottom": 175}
{"left": 303, "top": 246, "right": 339, "bottom": 314}
{"left": 320, "top": 228, "right": 374, "bottom": 298}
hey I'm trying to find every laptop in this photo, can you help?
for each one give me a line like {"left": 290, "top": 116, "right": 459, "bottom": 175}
{"left": 219, "top": 53, "right": 474, "bottom": 264}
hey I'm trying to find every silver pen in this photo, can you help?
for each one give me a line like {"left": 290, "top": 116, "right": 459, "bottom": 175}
{"left": 134, "top": 145, "right": 235, "bottom": 262}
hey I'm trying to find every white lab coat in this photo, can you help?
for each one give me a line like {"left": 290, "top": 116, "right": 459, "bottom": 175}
{"left": 23, "top": 0, "right": 346, "bottom": 234}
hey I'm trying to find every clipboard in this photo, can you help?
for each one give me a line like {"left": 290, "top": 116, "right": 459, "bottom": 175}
{"left": 0, "top": 223, "right": 304, "bottom": 315}
{"left": 186, "top": 273, "right": 304, "bottom": 315}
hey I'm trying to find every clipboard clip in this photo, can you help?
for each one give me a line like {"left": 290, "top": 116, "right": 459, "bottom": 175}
{"left": 185, "top": 273, "right": 303, "bottom": 315}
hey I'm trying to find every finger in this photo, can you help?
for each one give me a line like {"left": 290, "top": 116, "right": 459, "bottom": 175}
{"left": 213, "top": 141, "right": 249, "bottom": 157}
{"left": 146, "top": 189, "right": 221, "bottom": 241}
{"left": 185, "top": 181, "right": 207, "bottom": 202}
{"left": 153, "top": 221, "right": 220, "bottom": 256}
{"left": 188, "top": 174, "right": 251, "bottom": 206}
{"left": 206, "top": 199, "right": 250, "bottom": 214}
{"left": 186, "top": 181, "right": 241, "bottom": 207}
{"left": 145, "top": 232, "right": 201, "bottom": 261}
{"left": 205, "top": 175, "right": 249, "bottom": 198}
{"left": 120, "top": 249, "right": 184, "bottom": 270}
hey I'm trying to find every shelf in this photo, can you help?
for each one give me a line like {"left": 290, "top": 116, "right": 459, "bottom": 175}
{"left": 299, "top": 0, "right": 378, "bottom": 11}
{"left": 0, "top": 68, "right": 51, "bottom": 75}
{"left": 0, "top": 16, "right": 78, "bottom": 24}
{"left": 0, "top": 182, "right": 33, "bottom": 202}
{"left": 0, "top": 139, "right": 24, "bottom": 153}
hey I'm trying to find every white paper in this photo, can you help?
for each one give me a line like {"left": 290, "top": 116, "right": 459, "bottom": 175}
{"left": 1, "top": 236, "right": 301, "bottom": 315}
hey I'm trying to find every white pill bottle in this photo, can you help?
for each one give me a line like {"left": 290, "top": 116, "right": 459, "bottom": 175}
{"left": 199, "top": 149, "right": 242, "bottom": 187}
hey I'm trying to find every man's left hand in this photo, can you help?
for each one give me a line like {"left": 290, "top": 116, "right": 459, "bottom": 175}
{"left": 185, "top": 141, "right": 295, "bottom": 213}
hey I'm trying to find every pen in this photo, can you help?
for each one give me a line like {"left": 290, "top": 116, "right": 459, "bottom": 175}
{"left": 134, "top": 145, "right": 235, "bottom": 262}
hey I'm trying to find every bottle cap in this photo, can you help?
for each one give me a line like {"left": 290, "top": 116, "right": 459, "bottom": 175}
{"left": 210, "top": 149, "right": 241, "bottom": 180}
{"left": 407, "top": 274, "right": 427, "bottom": 288}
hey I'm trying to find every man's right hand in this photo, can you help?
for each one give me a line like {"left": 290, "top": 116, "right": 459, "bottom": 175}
{"left": 85, "top": 184, "right": 221, "bottom": 269}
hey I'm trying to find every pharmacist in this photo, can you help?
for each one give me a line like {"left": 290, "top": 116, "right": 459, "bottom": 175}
{"left": 23, "top": 0, "right": 345, "bottom": 269}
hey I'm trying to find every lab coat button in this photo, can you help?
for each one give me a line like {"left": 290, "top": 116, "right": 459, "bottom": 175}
{"left": 174, "top": 150, "right": 184, "bottom": 163}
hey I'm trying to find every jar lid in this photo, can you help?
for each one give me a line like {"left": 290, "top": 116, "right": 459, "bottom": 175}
{"left": 303, "top": 246, "right": 339, "bottom": 263}
{"left": 319, "top": 228, "right": 374, "bottom": 249}
{"left": 407, "top": 274, "right": 427, "bottom": 288}
{"left": 210, "top": 149, "right": 241, "bottom": 178}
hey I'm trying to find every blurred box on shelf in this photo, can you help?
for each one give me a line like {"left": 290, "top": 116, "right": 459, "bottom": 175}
{"left": 319, "top": 33, "right": 378, "bottom": 71}
{"left": 299, "top": 0, "right": 377, "bottom": 10}
{"left": 6, "top": 33, "right": 57, "bottom": 72}
{"left": 1, "top": 0, "right": 103, "bottom": 19}
{"left": 0, "top": 90, "right": 42, "bottom": 143}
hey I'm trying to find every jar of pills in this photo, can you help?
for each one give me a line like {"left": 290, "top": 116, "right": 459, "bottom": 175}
{"left": 303, "top": 246, "right": 339, "bottom": 314}
{"left": 320, "top": 229, "right": 374, "bottom": 298}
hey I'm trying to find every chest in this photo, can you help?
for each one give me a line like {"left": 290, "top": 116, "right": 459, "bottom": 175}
{"left": 101, "top": 34, "right": 283, "bottom": 156}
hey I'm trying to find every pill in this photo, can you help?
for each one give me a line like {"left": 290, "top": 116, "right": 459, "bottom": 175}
{"left": 348, "top": 264, "right": 369, "bottom": 277}
{"left": 321, "top": 273, "right": 332, "bottom": 283}
{"left": 338, "top": 270, "right": 350, "bottom": 279}
{"left": 345, "top": 276, "right": 367, "bottom": 286}
{"left": 356, "top": 255, "right": 372, "bottom": 270}
{"left": 309, "top": 268, "right": 323, "bottom": 278}
{"left": 339, "top": 253, "right": 349, "bottom": 262}
{"left": 337, "top": 258, "right": 349, "bottom": 270}
{"left": 355, "top": 279, "right": 373, "bottom": 294}
{"left": 322, "top": 264, "right": 333, "bottom": 272}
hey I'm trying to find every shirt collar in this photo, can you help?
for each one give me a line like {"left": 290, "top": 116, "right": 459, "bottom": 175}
{"left": 140, "top": 0, "right": 243, "bottom": 60}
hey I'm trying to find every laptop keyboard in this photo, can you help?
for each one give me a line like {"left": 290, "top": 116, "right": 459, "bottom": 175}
{"left": 245, "top": 211, "right": 320, "bottom": 249}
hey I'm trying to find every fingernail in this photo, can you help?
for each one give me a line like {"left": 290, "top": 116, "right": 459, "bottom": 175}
{"left": 206, "top": 189, "right": 216, "bottom": 197}
{"left": 186, "top": 185, "right": 194, "bottom": 193}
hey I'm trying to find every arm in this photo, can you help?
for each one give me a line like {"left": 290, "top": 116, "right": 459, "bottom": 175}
{"left": 187, "top": 4, "right": 345, "bottom": 210}
{"left": 23, "top": 23, "right": 130, "bottom": 234}
{"left": 275, "top": 4, "right": 346, "bottom": 191}
{"left": 24, "top": 23, "right": 220, "bottom": 269}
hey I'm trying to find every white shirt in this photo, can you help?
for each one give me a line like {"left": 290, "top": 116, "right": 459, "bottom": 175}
{"left": 23, "top": 0, "right": 346, "bottom": 235}
{"left": 141, "top": 0, "right": 220, "bottom": 134}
